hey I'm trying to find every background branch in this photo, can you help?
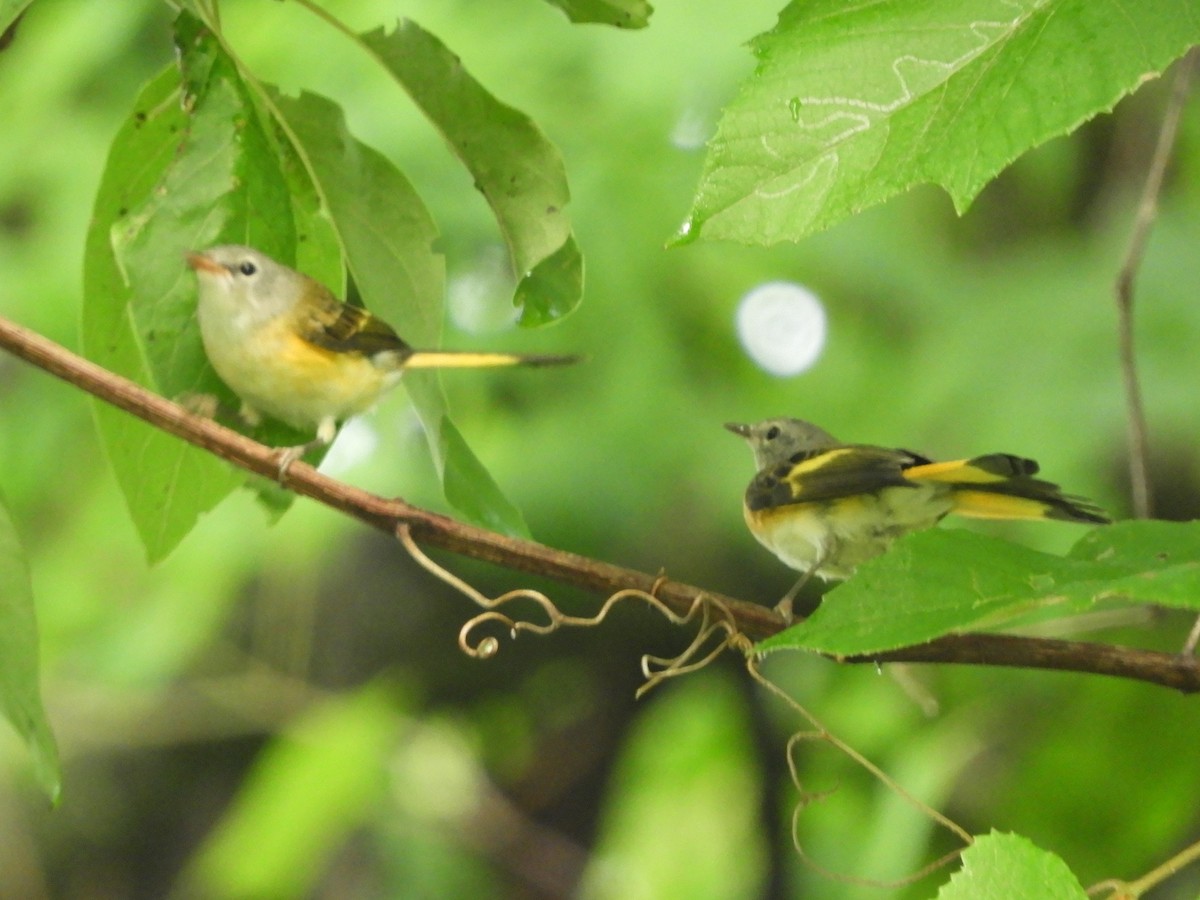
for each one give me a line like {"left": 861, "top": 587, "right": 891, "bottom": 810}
{"left": 2, "top": 314, "right": 1198, "bottom": 693}
{"left": 1114, "top": 48, "right": 1198, "bottom": 518}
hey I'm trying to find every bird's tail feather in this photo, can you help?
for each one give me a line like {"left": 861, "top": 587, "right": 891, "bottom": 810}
{"left": 403, "top": 350, "right": 579, "bottom": 369}
{"left": 906, "top": 454, "right": 1110, "bottom": 524}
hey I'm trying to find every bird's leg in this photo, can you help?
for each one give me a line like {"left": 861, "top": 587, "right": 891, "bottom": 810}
{"left": 177, "top": 392, "right": 224, "bottom": 419}
{"left": 775, "top": 547, "right": 833, "bottom": 624}
{"left": 275, "top": 416, "right": 337, "bottom": 480}
{"left": 237, "top": 403, "right": 263, "bottom": 429}
{"left": 775, "top": 570, "right": 813, "bottom": 624}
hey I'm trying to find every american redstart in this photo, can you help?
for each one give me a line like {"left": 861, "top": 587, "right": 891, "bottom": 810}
{"left": 727, "top": 418, "right": 1110, "bottom": 620}
{"left": 186, "top": 245, "right": 577, "bottom": 468}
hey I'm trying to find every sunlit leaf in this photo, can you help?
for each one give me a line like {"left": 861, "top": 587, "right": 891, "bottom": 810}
{"left": 0, "top": 489, "right": 60, "bottom": 802}
{"left": 679, "top": 1, "right": 1200, "bottom": 244}
{"left": 759, "top": 521, "right": 1200, "bottom": 656}
{"left": 938, "top": 832, "right": 1087, "bottom": 899}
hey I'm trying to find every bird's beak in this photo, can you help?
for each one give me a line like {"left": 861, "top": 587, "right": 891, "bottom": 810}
{"left": 724, "top": 422, "right": 751, "bottom": 438}
{"left": 185, "top": 251, "right": 224, "bottom": 276}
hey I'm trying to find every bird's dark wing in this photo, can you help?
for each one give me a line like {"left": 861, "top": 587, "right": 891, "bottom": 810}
{"left": 745, "top": 445, "right": 929, "bottom": 512}
{"left": 295, "top": 280, "right": 414, "bottom": 359}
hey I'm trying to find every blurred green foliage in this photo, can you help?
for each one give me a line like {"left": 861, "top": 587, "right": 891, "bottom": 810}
{"left": 1, "top": 1, "right": 1199, "bottom": 898}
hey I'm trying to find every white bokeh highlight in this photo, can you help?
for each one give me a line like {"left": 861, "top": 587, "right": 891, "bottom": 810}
{"left": 317, "top": 416, "right": 378, "bottom": 476}
{"left": 735, "top": 281, "right": 827, "bottom": 377}
{"left": 447, "top": 247, "right": 518, "bottom": 334}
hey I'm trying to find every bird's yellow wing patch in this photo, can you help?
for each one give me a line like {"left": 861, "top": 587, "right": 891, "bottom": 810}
{"left": 745, "top": 445, "right": 922, "bottom": 512}
{"left": 949, "top": 490, "right": 1057, "bottom": 520}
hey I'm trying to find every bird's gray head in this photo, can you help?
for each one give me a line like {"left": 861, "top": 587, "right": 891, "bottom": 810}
{"left": 725, "top": 417, "right": 840, "bottom": 471}
{"left": 186, "top": 245, "right": 302, "bottom": 322}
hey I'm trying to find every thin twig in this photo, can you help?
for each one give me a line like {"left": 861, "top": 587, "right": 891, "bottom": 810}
{"left": 2, "top": 314, "right": 1200, "bottom": 692}
{"left": 748, "top": 659, "right": 970, "bottom": 890}
{"left": 1114, "top": 49, "right": 1198, "bottom": 518}
{"left": 1088, "top": 831, "right": 1200, "bottom": 897}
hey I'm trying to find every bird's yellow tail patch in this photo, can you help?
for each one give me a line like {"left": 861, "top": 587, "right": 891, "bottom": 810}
{"left": 949, "top": 490, "right": 1057, "bottom": 521}
{"left": 906, "top": 453, "right": 1108, "bottom": 524}
{"left": 403, "top": 350, "right": 578, "bottom": 369}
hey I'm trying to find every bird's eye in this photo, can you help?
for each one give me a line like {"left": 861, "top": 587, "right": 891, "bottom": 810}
{"left": 765, "top": 425, "right": 781, "bottom": 441}
{"left": 238, "top": 260, "right": 258, "bottom": 276}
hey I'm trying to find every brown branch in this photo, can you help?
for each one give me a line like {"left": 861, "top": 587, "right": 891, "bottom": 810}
{"left": 2, "top": 314, "right": 1199, "bottom": 692}
{"left": 1115, "top": 49, "right": 1198, "bottom": 518}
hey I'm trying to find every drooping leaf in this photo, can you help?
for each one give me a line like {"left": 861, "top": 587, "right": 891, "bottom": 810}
{"left": 81, "top": 63, "right": 244, "bottom": 562}
{"left": 541, "top": 0, "right": 653, "bottom": 29}
{"left": 358, "top": 19, "right": 582, "bottom": 325}
{"left": 82, "top": 14, "right": 323, "bottom": 560}
{"left": 439, "top": 417, "right": 528, "bottom": 537}
{"left": 679, "top": 1, "right": 1200, "bottom": 245}
{"left": 512, "top": 233, "right": 585, "bottom": 328}
{"left": 272, "top": 89, "right": 531, "bottom": 537}
{"left": 85, "top": 11, "right": 543, "bottom": 544}
{"left": 269, "top": 90, "right": 443, "bottom": 349}
{"left": 938, "top": 832, "right": 1087, "bottom": 900}
{"left": 0, "top": 489, "right": 60, "bottom": 802}
{"left": 758, "top": 521, "right": 1200, "bottom": 656}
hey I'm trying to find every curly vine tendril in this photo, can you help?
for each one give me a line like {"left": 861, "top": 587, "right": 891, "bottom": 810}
{"left": 395, "top": 523, "right": 746, "bottom": 694}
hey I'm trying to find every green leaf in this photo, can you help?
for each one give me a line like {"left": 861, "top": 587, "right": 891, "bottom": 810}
{"left": 938, "top": 832, "right": 1087, "bottom": 899}
{"left": 579, "top": 672, "right": 766, "bottom": 897}
{"left": 0, "top": 0, "right": 33, "bottom": 37}
{"left": 357, "top": 19, "right": 582, "bottom": 325}
{"left": 185, "top": 684, "right": 400, "bottom": 897}
{"left": 270, "top": 89, "right": 443, "bottom": 348}
{"left": 512, "top": 233, "right": 585, "bottom": 328}
{"left": 83, "top": 14, "right": 329, "bottom": 560}
{"left": 541, "top": 0, "right": 653, "bottom": 29}
{"left": 439, "top": 417, "right": 529, "bottom": 537}
{"left": 82, "top": 63, "right": 245, "bottom": 562}
{"left": 85, "top": 12, "right": 542, "bottom": 544}
{"left": 758, "top": 521, "right": 1200, "bottom": 657}
{"left": 678, "top": 1, "right": 1200, "bottom": 245}
{"left": 0, "top": 489, "right": 60, "bottom": 802}
{"left": 271, "top": 89, "right": 531, "bottom": 537}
